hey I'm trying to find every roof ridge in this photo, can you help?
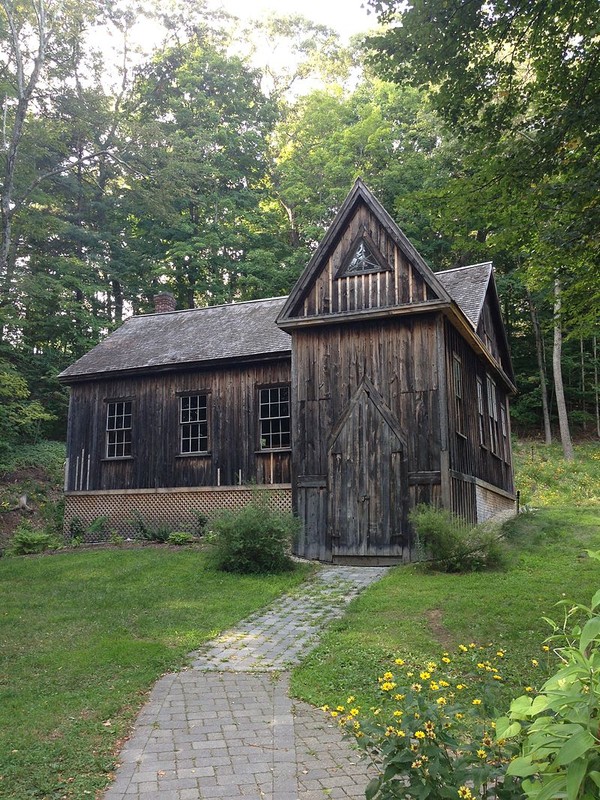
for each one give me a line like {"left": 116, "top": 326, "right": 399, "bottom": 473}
{"left": 141, "top": 295, "right": 289, "bottom": 318}
{"left": 437, "top": 262, "right": 492, "bottom": 275}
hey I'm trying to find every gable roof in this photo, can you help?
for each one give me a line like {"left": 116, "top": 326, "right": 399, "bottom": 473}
{"left": 58, "top": 296, "right": 291, "bottom": 382}
{"left": 277, "top": 178, "right": 453, "bottom": 325}
{"left": 436, "top": 262, "right": 492, "bottom": 328}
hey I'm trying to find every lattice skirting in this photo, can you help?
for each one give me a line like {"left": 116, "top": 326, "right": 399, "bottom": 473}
{"left": 64, "top": 486, "right": 292, "bottom": 543}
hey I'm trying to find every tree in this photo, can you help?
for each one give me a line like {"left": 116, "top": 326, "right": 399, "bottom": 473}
{"left": 368, "top": 0, "right": 600, "bottom": 444}
{"left": 122, "top": 31, "right": 277, "bottom": 308}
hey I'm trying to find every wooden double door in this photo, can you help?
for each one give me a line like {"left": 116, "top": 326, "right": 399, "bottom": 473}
{"left": 328, "top": 380, "right": 409, "bottom": 558}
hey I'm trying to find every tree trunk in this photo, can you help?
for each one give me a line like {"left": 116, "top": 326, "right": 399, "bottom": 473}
{"left": 594, "top": 335, "right": 599, "bottom": 439}
{"left": 553, "top": 278, "right": 574, "bottom": 460}
{"left": 527, "top": 289, "right": 552, "bottom": 444}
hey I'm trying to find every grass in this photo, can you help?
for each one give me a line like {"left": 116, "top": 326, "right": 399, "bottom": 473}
{"left": 0, "top": 549, "right": 311, "bottom": 799}
{"left": 291, "top": 441, "right": 600, "bottom": 715}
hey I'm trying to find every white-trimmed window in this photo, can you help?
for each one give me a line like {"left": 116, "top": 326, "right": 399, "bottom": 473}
{"left": 452, "top": 353, "right": 464, "bottom": 436}
{"left": 476, "top": 377, "right": 486, "bottom": 446}
{"left": 106, "top": 400, "right": 132, "bottom": 458}
{"left": 487, "top": 375, "right": 499, "bottom": 454}
{"left": 259, "top": 385, "right": 290, "bottom": 450}
{"left": 180, "top": 394, "right": 209, "bottom": 454}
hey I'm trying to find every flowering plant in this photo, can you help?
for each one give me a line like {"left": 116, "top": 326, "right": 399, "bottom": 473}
{"left": 498, "top": 551, "right": 600, "bottom": 800}
{"left": 324, "top": 645, "right": 524, "bottom": 800}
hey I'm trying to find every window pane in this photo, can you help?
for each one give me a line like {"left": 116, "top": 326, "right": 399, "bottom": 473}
{"left": 259, "top": 386, "right": 291, "bottom": 449}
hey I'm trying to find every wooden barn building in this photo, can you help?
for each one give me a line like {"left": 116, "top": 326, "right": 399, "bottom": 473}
{"left": 59, "top": 180, "right": 516, "bottom": 563}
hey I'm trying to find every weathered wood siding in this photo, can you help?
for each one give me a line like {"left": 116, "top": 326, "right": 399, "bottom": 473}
{"left": 300, "top": 204, "right": 435, "bottom": 318}
{"left": 476, "top": 287, "right": 511, "bottom": 376}
{"left": 292, "top": 315, "right": 442, "bottom": 560}
{"left": 445, "top": 320, "right": 514, "bottom": 519}
{"left": 65, "top": 359, "right": 291, "bottom": 491}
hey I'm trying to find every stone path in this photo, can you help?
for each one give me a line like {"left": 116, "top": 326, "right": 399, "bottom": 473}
{"left": 104, "top": 566, "right": 387, "bottom": 800}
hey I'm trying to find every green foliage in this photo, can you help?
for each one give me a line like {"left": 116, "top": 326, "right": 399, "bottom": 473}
{"left": 128, "top": 511, "right": 170, "bottom": 543}
{"left": 0, "top": 363, "right": 55, "bottom": 455}
{"left": 0, "top": 549, "right": 311, "bottom": 798}
{"left": 209, "top": 501, "right": 299, "bottom": 574}
{"left": 193, "top": 511, "right": 209, "bottom": 536}
{"left": 411, "top": 505, "right": 507, "bottom": 573}
{"left": 167, "top": 531, "right": 194, "bottom": 546}
{"left": 330, "top": 646, "right": 521, "bottom": 800}
{"left": 513, "top": 441, "right": 600, "bottom": 508}
{"left": 498, "top": 551, "right": 600, "bottom": 800}
{"left": 8, "top": 522, "right": 56, "bottom": 556}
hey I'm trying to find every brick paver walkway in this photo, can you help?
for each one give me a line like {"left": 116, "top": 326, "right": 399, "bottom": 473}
{"left": 103, "top": 566, "right": 386, "bottom": 799}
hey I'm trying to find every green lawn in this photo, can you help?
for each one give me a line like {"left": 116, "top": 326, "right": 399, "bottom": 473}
{"left": 0, "top": 549, "right": 311, "bottom": 799}
{"left": 291, "top": 441, "right": 600, "bottom": 715}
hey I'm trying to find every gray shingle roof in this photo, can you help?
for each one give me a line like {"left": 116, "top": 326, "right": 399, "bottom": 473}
{"left": 59, "top": 296, "right": 291, "bottom": 381}
{"left": 436, "top": 262, "right": 492, "bottom": 328}
{"left": 59, "top": 264, "right": 494, "bottom": 382}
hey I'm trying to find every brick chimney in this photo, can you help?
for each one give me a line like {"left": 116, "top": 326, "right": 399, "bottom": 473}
{"left": 153, "top": 292, "right": 176, "bottom": 313}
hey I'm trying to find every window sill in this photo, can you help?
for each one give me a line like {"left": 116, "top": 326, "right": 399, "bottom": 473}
{"left": 255, "top": 448, "right": 292, "bottom": 454}
{"left": 101, "top": 456, "right": 134, "bottom": 462}
{"left": 176, "top": 452, "right": 212, "bottom": 458}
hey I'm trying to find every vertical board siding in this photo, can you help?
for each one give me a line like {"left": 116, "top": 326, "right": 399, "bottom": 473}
{"left": 302, "top": 204, "right": 432, "bottom": 318}
{"left": 293, "top": 315, "right": 441, "bottom": 559}
{"left": 445, "top": 320, "right": 514, "bottom": 496}
{"left": 66, "top": 359, "right": 291, "bottom": 491}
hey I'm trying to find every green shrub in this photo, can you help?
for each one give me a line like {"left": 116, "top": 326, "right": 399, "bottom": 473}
{"left": 411, "top": 504, "right": 507, "bottom": 572}
{"left": 128, "top": 511, "right": 170, "bottom": 542}
{"left": 9, "top": 522, "right": 56, "bottom": 555}
{"left": 209, "top": 501, "right": 299, "bottom": 574}
{"left": 193, "top": 511, "right": 209, "bottom": 536}
{"left": 167, "top": 531, "right": 194, "bottom": 546}
{"left": 68, "top": 515, "right": 86, "bottom": 543}
{"left": 498, "top": 550, "right": 600, "bottom": 799}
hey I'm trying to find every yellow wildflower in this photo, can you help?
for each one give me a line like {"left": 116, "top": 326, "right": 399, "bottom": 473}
{"left": 542, "top": 645, "right": 550, "bottom": 652}
{"left": 455, "top": 713, "right": 465, "bottom": 720}
{"left": 426, "top": 661, "right": 437, "bottom": 671}
{"left": 531, "top": 659, "right": 539, "bottom": 667}
{"left": 430, "top": 681, "right": 440, "bottom": 691}
{"left": 420, "top": 671, "right": 431, "bottom": 680}
{"left": 493, "top": 675, "right": 503, "bottom": 681}
{"left": 442, "top": 656, "right": 451, "bottom": 664}
{"left": 394, "top": 693, "right": 406, "bottom": 701}
{"left": 456, "top": 684, "right": 466, "bottom": 690}
{"left": 346, "top": 696, "right": 355, "bottom": 703}
{"left": 436, "top": 696, "right": 447, "bottom": 706}
{"left": 458, "top": 644, "right": 468, "bottom": 652}
{"left": 320, "top": 705, "right": 329, "bottom": 712}
{"left": 477, "top": 749, "right": 487, "bottom": 759}
{"left": 336, "top": 706, "right": 345, "bottom": 712}
{"left": 383, "top": 671, "right": 394, "bottom": 681}
{"left": 415, "top": 730, "right": 426, "bottom": 739}
{"left": 381, "top": 682, "right": 396, "bottom": 691}
{"left": 458, "top": 786, "right": 473, "bottom": 799}
{"left": 411, "top": 683, "right": 422, "bottom": 692}
{"left": 439, "top": 680, "right": 450, "bottom": 687}
{"left": 350, "top": 708, "right": 360, "bottom": 717}
{"left": 472, "top": 698, "right": 482, "bottom": 705}
{"left": 524, "top": 686, "right": 533, "bottom": 693}
{"left": 395, "top": 657, "right": 405, "bottom": 666}
{"left": 393, "top": 710, "right": 403, "bottom": 718}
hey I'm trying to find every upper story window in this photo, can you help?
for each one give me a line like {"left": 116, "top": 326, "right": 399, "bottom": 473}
{"left": 476, "top": 377, "right": 486, "bottom": 446}
{"left": 180, "top": 394, "right": 209, "bottom": 454}
{"left": 259, "top": 385, "right": 290, "bottom": 450}
{"left": 500, "top": 402, "right": 510, "bottom": 462}
{"left": 486, "top": 375, "right": 499, "bottom": 455}
{"left": 452, "top": 353, "right": 465, "bottom": 436}
{"left": 106, "top": 400, "right": 132, "bottom": 459}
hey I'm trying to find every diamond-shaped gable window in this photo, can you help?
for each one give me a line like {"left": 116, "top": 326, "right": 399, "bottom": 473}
{"left": 338, "top": 236, "right": 390, "bottom": 277}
